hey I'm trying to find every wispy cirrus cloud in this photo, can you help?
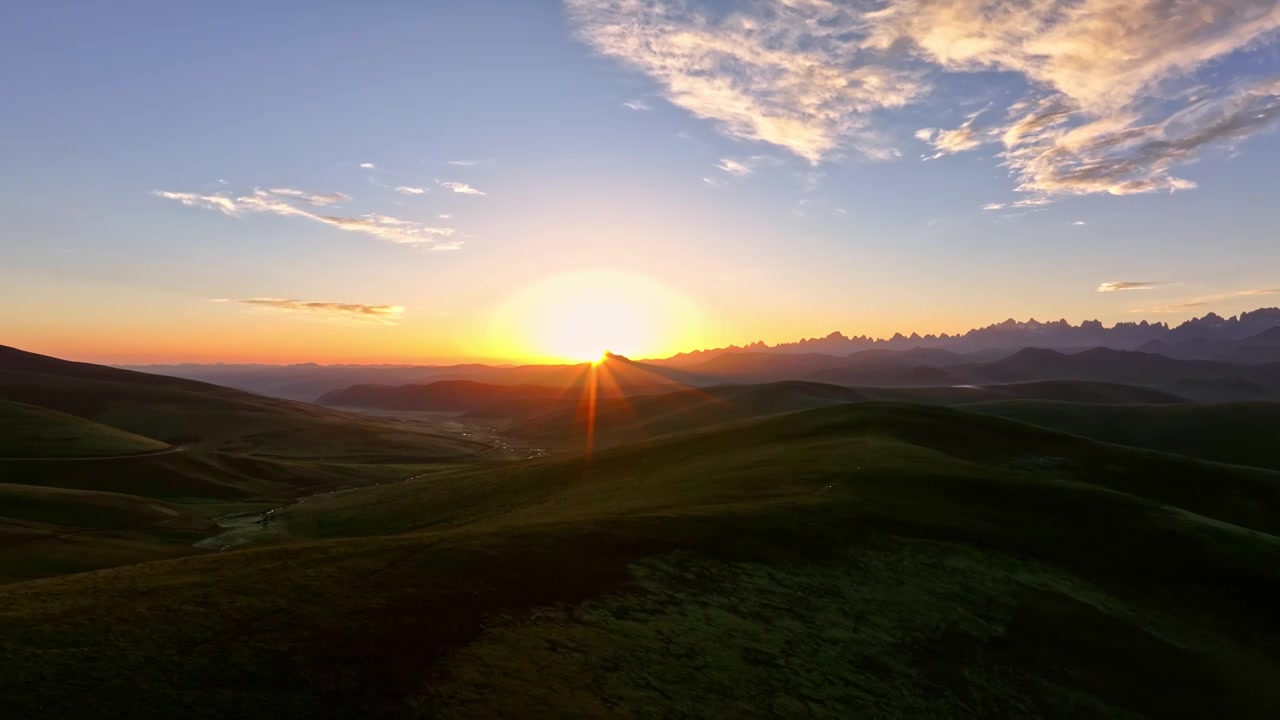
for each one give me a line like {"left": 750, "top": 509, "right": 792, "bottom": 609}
{"left": 569, "top": 0, "right": 1280, "bottom": 199}
{"left": 1135, "top": 287, "right": 1280, "bottom": 312}
{"left": 715, "top": 157, "right": 755, "bottom": 177}
{"left": 1098, "top": 281, "right": 1161, "bottom": 292}
{"left": 916, "top": 107, "right": 988, "bottom": 159}
{"left": 266, "top": 188, "right": 349, "bottom": 206}
{"left": 623, "top": 98, "right": 651, "bottom": 111}
{"left": 866, "top": 0, "right": 1280, "bottom": 200}
{"left": 216, "top": 298, "right": 404, "bottom": 324}
{"left": 446, "top": 159, "right": 489, "bottom": 167}
{"left": 439, "top": 181, "right": 485, "bottom": 195}
{"left": 567, "top": 0, "right": 929, "bottom": 164}
{"left": 358, "top": 162, "right": 376, "bottom": 169}
{"left": 154, "top": 188, "right": 458, "bottom": 248}
{"left": 394, "top": 186, "right": 427, "bottom": 195}
{"left": 1143, "top": 300, "right": 1211, "bottom": 312}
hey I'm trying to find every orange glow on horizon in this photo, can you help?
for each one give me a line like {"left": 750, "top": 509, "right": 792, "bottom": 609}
{"left": 486, "top": 271, "right": 705, "bottom": 364}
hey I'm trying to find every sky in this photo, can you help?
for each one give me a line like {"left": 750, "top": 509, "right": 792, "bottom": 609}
{"left": 3, "top": 0, "right": 1279, "bottom": 364}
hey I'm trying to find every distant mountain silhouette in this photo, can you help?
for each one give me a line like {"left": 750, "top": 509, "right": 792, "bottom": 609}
{"left": 652, "top": 307, "right": 1280, "bottom": 364}
{"left": 114, "top": 307, "right": 1280, "bottom": 401}
{"left": 1137, "top": 324, "right": 1280, "bottom": 364}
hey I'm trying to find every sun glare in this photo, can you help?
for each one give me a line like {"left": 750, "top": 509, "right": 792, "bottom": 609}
{"left": 489, "top": 271, "right": 703, "bottom": 363}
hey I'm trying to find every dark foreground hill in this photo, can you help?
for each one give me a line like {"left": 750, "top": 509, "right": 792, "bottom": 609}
{"left": 969, "top": 400, "right": 1280, "bottom": 471}
{"left": 2, "top": 403, "right": 1278, "bottom": 718}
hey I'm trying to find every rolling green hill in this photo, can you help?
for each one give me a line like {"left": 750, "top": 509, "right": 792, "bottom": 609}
{"left": 0, "top": 344, "right": 487, "bottom": 459}
{"left": 0, "top": 399, "right": 170, "bottom": 458}
{"left": 508, "top": 381, "right": 867, "bottom": 447}
{"left": 0, "top": 483, "right": 217, "bottom": 583}
{"left": 2, "top": 403, "right": 1278, "bottom": 718}
{"left": 967, "top": 400, "right": 1280, "bottom": 471}
{"left": 506, "top": 379, "right": 1187, "bottom": 449}
{"left": 0, "top": 345, "right": 501, "bottom": 584}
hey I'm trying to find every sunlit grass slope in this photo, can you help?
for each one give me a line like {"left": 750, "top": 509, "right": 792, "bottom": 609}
{"left": 1, "top": 403, "right": 1278, "bottom": 718}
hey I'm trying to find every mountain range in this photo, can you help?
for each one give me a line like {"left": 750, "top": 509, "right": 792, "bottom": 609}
{"left": 118, "top": 307, "right": 1280, "bottom": 400}
{"left": 652, "top": 307, "right": 1280, "bottom": 364}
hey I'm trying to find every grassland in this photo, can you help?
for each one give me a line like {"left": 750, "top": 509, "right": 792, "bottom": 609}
{"left": 1, "top": 403, "right": 1277, "bottom": 718}
{"left": 0, "top": 345, "right": 499, "bottom": 583}
{"left": 0, "top": 482, "right": 217, "bottom": 583}
{"left": 0, "top": 399, "right": 169, "bottom": 458}
{"left": 505, "top": 379, "right": 1191, "bottom": 450}
{"left": 0, "top": 344, "right": 487, "bottom": 459}
{"left": 969, "top": 400, "right": 1280, "bottom": 470}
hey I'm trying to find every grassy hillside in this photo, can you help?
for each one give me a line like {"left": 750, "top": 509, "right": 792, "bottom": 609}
{"left": 507, "top": 379, "right": 1186, "bottom": 449}
{"left": 2, "top": 404, "right": 1278, "bottom": 717}
{"left": 0, "top": 345, "right": 501, "bottom": 583}
{"left": 969, "top": 400, "right": 1280, "bottom": 470}
{"left": 0, "top": 399, "right": 169, "bottom": 458}
{"left": 318, "top": 379, "right": 567, "bottom": 410}
{"left": 0, "top": 483, "right": 216, "bottom": 583}
{"left": 508, "top": 381, "right": 868, "bottom": 447}
{"left": 0, "top": 344, "right": 487, "bottom": 459}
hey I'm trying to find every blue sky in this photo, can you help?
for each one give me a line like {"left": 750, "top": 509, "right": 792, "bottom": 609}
{"left": 3, "top": 1, "right": 1279, "bottom": 363}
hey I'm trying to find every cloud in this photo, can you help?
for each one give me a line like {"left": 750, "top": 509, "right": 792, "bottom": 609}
{"left": 715, "top": 157, "right": 755, "bottom": 177}
{"left": 218, "top": 298, "right": 404, "bottom": 324}
{"left": 437, "top": 213, "right": 452, "bottom": 220}
{"left": 864, "top": 0, "right": 1280, "bottom": 111}
{"left": 866, "top": 0, "right": 1280, "bottom": 199}
{"left": 154, "top": 191, "right": 240, "bottom": 215}
{"left": 623, "top": 99, "right": 651, "bottom": 111}
{"left": 998, "top": 79, "right": 1280, "bottom": 199}
{"left": 439, "top": 181, "right": 485, "bottom": 195}
{"left": 916, "top": 108, "right": 988, "bottom": 159}
{"left": 267, "top": 188, "right": 349, "bottom": 206}
{"left": 980, "top": 202, "right": 1006, "bottom": 211}
{"left": 566, "top": 0, "right": 929, "bottom": 163}
{"left": 394, "top": 186, "right": 427, "bottom": 195}
{"left": 570, "top": 0, "right": 1280, "bottom": 196}
{"left": 1143, "top": 300, "right": 1210, "bottom": 312}
{"left": 1072, "top": 221, "right": 1087, "bottom": 226}
{"left": 155, "top": 188, "right": 457, "bottom": 248}
{"left": 1136, "top": 287, "right": 1280, "bottom": 312}
{"left": 1098, "top": 281, "right": 1161, "bottom": 292}
{"left": 1011, "top": 196, "right": 1051, "bottom": 208}
{"left": 359, "top": 162, "right": 376, "bottom": 169}
{"left": 446, "top": 159, "right": 485, "bottom": 167}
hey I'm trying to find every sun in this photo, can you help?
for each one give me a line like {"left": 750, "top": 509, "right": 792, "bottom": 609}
{"left": 489, "top": 271, "right": 702, "bottom": 363}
